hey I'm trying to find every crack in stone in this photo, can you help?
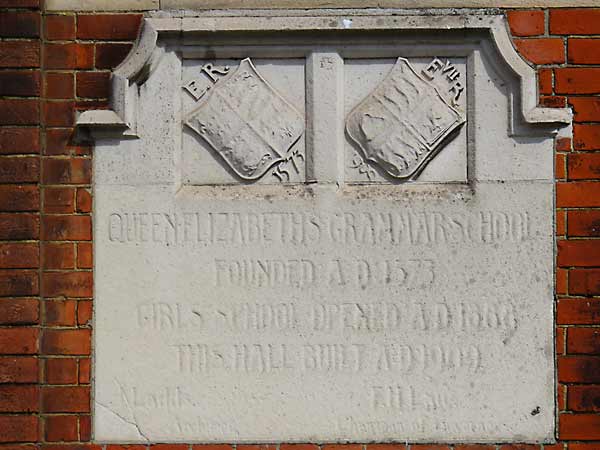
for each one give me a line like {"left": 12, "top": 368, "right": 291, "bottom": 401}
{"left": 96, "top": 400, "right": 150, "bottom": 442}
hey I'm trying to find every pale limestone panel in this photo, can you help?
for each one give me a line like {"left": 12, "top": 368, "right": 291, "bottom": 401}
{"left": 87, "top": 12, "right": 565, "bottom": 444}
{"left": 94, "top": 182, "right": 555, "bottom": 442}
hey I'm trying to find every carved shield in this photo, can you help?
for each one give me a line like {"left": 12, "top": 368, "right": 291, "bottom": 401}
{"left": 346, "top": 58, "right": 465, "bottom": 180}
{"left": 184, "top": 58, "right": 304, "bottom": 181}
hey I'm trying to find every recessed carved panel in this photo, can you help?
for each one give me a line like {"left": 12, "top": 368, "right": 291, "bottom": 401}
{"left": 184, "top": 58, "right": 305, "bottom": 181}
{"left": 346, "top": 58, "right": 465, "bottom": 180}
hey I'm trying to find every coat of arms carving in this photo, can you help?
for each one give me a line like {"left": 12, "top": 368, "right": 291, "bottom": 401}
{"left": 184, "top": 58, "right": 305, "bottom": 181}
{"left": 346, "top": 57, "right": 466, "bottom": 180}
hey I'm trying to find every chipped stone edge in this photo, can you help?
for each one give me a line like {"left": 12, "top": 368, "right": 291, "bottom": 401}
{"left": 75, "top": 12, "right": 572, "bottom": 137}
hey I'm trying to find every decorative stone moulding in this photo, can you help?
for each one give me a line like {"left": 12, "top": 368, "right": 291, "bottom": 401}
{"left": 78, "top": 12, "right": 570, "bottom": 139}
{"left": 79, "top": 9, "right": 571, "bottom": 445}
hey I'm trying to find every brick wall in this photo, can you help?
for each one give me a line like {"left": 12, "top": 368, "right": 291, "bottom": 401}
{"left": 0, "top": 4, "right": 599, "bottom": 449}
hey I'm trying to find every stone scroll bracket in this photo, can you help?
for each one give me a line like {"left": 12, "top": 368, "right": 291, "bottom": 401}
{"left": 76, "top": 11, "right": 572, "bottom": 138}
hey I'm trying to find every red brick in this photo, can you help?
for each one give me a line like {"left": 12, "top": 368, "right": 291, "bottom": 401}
{"left": 0, "top": 243, "right": 38, "bottom": 269}
{"left": 76, "top": 188, "right": 91, "bottom": 213}
{"left": 0, "top": 385, "right": 38, "bottom": 412}
{"left": 41, "top": 385, "right": 90, "bottom": 412}
{"left": 42, "top": 158, "right": 91, "bottom": 184}
{"left": 538, "top": 68, "right": 552, "bottom": 95}
{"left": 44, "top": 43, "right": 93, "bottom": 70}
{"left": 365, "top": 446, "right": 406, "bottom": 450}
{"left": 236, "top": 446, "right": 277, "bottom": 450}
{"left": 570, "top": 97, "right": 600, "bottom": 123}
{"left": 0, "top": 12, "right": 39, "bottom": 38}
{"left": 569, "top": 269, "right": 600, "bottom": 296}
{"left": 0, "top": 157, "right": 39, "bottom": 183}
{"left": 568, "top": 327, "right": 600, "bottom": 354}
{"left": 45, "top": 15, "right": 75, "bottom": 40}
{"left": 45, "top": 300, "right": 77, "bottom": 326}
{"left": 39, "top": 445, "right": 103, "bottom": 450}
{"left": 556, "top": 153, "right": 566, "bottom": 179}
{"left": 558, "top": 240, "right": 600, "bottom": 267}
{"left": 0, "top": 270, "right": 38, "bottom": 297}
{"left": 0, "top": 357, "right": 37, "bottom": 383}
{"left": 569, "top": 385, "right": 600, "bottom": 411}
{"left": 0, "top": 298, "right": 38, "bottom": 325}
{"left": 559, "top": 383, "right": 566, "bottom": 410}
{"left": 514, "top": 38, "right": 565, "bottom": 65}
{"left": 42, "top": 215, "right": 91, "bottom": 241}
{"left": 557, "top": 326, "right": 566, "bottom": 355}
{"left": 557, "top": 267, "right": 567, "bottom": 294}
{"left": 45, "top": 128, "right": 73, "bottom": 156}
{"left": 95, "top": 43, "right": 132, "bottom": 69}
{"left": 108, "top": 446, "right": 147, "bottom": 450}
{"left": 557, "top": 210, "right": 566, "bottom": 236}
{"left": 42, "top": 243, "right": 74, "bottom": 270}
{"left": 557, "top": 182, "right": 600, "bottom": 207}
{"left": 76, "top": 242, "right": 92, "bottom": 269}
{"left": 559, "top": 356, "right": 600, "bottom": 383}
{"left": 0, "top": 214, "right": 39, "bottom": 240}
{"left": 42, "top": 329, "right": 90, "bottom": 356}
{"left": 0, "top": 416, "right": 38, "bottom": 442}
{"left": 44, "top": 187, "right": 75, "bottom": 214}
{"left": 279, "top": 446, "right": 318, "bottom": 450}
{"left": 540, "top": 95, "right": 566, "bottom": 108}
{"left": 0, "top": 99, "right": 39, "bottom": 125}
{"left": 0, "top": 71, "right": 40, "bottom": 96}
{"left": 497, "top": 446, "right": 537, "bottom": 450}
{"left": 76, "top": 71, "right": 110, "bottom": 98}
{"left": 568, "top": 153, "right": 600, "bottom": 181}
{"left": 507, "top": 10, "right": 545, "bottom": 37}
{"left": 42, "top": 271, "right": 92, "bottom": 298}
{"left": 77, "top": 300, "right": 92, "bottom": 325}
{"left": 556, "top": 137, "right": 572, "bottom": 152}
{"left": 45, "top": 358, "right": 77, "bottom": 384}
{"left": 550, "top": 8, "right": 600, "bottom": 35}
{"left": 0, "top": 41, "right": 39, "bottom": 68}
{"left": 406, "top": 446, "right": 450, "bottom": 450}
{"left": 0, "top": 328, "right": 38, "bottom": 354}
{"left": 454, "top": 446, "right": 495, "bottom": 450}
{"left": 79, "top": 415, "right": 91, "bottom": 440}
{"left": 558, "top": 298, "right": 600, "bottom": 324}
{"left": 569, "top": 38, "right": 600, "bottom": 65}
{"left": 0, "top": 185, "right": 39, "bottom": 211}
{"left": 78, "top": 358, "right": 90, "bottom": 384}
{"left": 43, "top": 101, "right": 75, "bottom": 127}
{"left": 77, "top": 14, "right": 141, "bottom": 40}
{"left": 574, "top": 124, "right": 600, "bottom": 151}
{"left": 556, "top": 68, "right": 600, "bottom": 94}
{"left": 44, "top": 72, "right": 74, "bottom": 99}
{"left": 0, "top": 128, "right": 39, "bottom": 155}
{"left": 568, "top": 210, "right": 600, "bottom": 237}
{"left": 569, "top": 445, "right": 600, "bottom": 450}
{"left": 45, "top": 415, "right": 78, "bottom": 442}
{"left": 152, "top": 446, "right": 190, "bottom": 450}
{"left": 559, "top": 413, "right": 600, "bottom": 439}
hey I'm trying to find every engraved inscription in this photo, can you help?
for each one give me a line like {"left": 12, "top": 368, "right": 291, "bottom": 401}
{"left": 184, "top": 58, "right": 304, "bottom": 181}
{"left": 346, "top": 58, "right": 465, "bottom": 180}
{"left": 107, "top": 211, "right": 531, "bottom": 246}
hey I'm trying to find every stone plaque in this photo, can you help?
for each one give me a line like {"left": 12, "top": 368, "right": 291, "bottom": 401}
{"left": 79, "top": 11, "right": 571, "bottom": 444}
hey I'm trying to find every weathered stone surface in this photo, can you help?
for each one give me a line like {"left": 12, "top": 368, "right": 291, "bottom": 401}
{"left": 81, "top": 12, "right": 570, "bottom": 444}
